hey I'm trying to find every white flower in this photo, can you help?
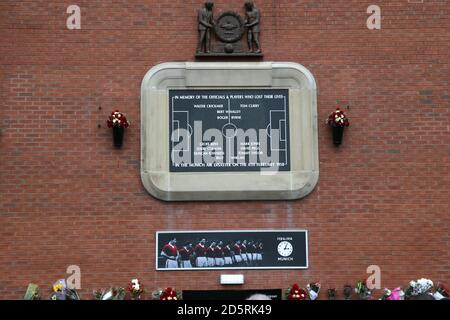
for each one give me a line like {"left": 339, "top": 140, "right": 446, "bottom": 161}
{"left": 418, "top": 278, "right": 433, "bottom": 286}
{"left": 131, "top": 279, "right": 140, "bottom": 291}
{"left": 409, "top": 278, "right": 433, "bottom": 295}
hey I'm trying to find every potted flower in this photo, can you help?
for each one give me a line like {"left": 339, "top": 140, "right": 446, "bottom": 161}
{"left": 107, "top": 110, "right": 130, "bottom": 148}
{"left": 127, "top": 278, "right": 144, "bottom": 300}
{"left": 326, "top": 107, "right": 349, "bottom": 146}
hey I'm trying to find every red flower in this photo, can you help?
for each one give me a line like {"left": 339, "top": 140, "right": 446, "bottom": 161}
{"left": 160, "top": 287, "right": 178, "bottom": 300}
{"left": 107, "top": 110, "right": 130, "bottom": 128}
{"left": 327, "top": 108, "right": 349, "bottom": 127}
{"left": 288, "top": 284, "right": 308, "bottom": 300}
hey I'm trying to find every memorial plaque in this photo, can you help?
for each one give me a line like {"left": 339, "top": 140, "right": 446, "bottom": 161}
{"left": 169, "top": 89, "right": 290, "bottom": 172}
{"left": 141, "top": 62, "right": 319, "bottom": 201}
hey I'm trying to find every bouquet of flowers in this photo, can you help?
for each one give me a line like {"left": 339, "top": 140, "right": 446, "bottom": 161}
{"left": 93, "top": 287, "right": 126, "bottom": 300}
{"left": 355, "top": 280, "right": 372, "bottom": 300}
{"left": 343, "top": 284, "right": 353, "bottom": 300}
{"left": 306, "top": 282, "right": 321, "bottom": 300}
{"left": 326, "top": 108, "right": 349, "bottom": 127}
{"left": 107, "top": 110, "right": 130, "bottom": 128}
{"left": 50, "top": 279, "right": 80, "bottom": 300}
{"left": 24, "top": 283, "right": 40, "bottom": 300}
{"left": 152, "top": 287, "right": 182, "bottom": 300}
{"left": 286, "top": 284, "right": 308, "bottom": 300}
{"left": 432, "top": 282, "right": 449, "bottom": 300}
{"left": 379, "top": 287, "right": 404, "bottom": 300}
{"left": 404, "top": 278, "right": 433, "bottom": 298}
{"left": 327, "top": 288, "right": 337, "bottom": 300}
{"left": 127, "top": 279, "right": 144, "bottom": 300}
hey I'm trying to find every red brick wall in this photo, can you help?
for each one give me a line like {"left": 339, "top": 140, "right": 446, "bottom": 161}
{"left": 0, "top": 0, "right": 448, "bottom": 299}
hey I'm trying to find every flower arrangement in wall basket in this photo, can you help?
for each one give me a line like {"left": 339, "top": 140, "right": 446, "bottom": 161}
{"left": 326, "top": 107, "right": 350, "bottom": 146}
{"left": 107, "top": 110, "right": 130, "bottom": 148}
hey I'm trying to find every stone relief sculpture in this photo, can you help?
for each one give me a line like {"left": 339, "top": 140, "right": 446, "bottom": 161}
{"left": 197, "top": 1, "right": 215, "bottom": 54}
{"left": 244, "top": 1, "right": 261, "bottom": 53}
{"left": 196, "top": 1, "right": 263, "bottom": 56}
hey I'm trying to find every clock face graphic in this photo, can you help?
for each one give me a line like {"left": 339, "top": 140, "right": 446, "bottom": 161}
{"left": 277, "top": 241, "right": 293, "bottom": 257}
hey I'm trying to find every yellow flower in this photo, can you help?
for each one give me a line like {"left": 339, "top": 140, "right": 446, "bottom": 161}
{"left": 53, "top": 284, "right": 63, "bottom": 292}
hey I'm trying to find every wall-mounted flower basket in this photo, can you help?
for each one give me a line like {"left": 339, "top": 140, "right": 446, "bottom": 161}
{"left": 107, "top": 110, "right": 130, "bottom": 148}
{"left": 332, "top": 126, "right": 345, "bottom": 145}
{"left": 113, "top": 126, "right": 125, "bottom": 147}
{"left": 326, "top": 108, "right": 349, "bottom": 146}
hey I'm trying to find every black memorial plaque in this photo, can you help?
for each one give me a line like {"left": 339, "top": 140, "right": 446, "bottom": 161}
{"left": 169, "top": 89, "right": 290, "bottom": 172}
{"left": 156, "top": 230, "right": 308, "bottom": 270}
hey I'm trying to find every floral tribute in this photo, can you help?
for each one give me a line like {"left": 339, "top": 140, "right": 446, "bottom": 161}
{"left": 433, "top": 282, "right": 449, "bottom": 300}
{"left": 24, "top": 283, "right": 40, "bottom": 300}
{"left": 286, "top": 284, "right": 308, "bottom": 300}
{"left": 22, "top": 277, "right": 450, "bottom": 300}
{"left": 306, "top": 282, "right": 321, "bottom": 300}
{"left": 107, "top": 110, "right": 130, "bottom": 128}
{"left": 343, "top": 284, "right": 353, "bottom": 300}
{"left": 355, "top": 280, "right": 372, "bottom": 300}
{"left": 127, "top": 279, "right": 144, "bottom": 300}
{"left": 327, "top": 288, "right": 337, "bottom": 300}
{"left": 50, "top": 279, "right": 80, "bottom": 300}
{"left": 404, "top": 278, "right": 434, "bottom": 298}
{"left": 379, "top": 287, "right": 405, "bottom": 300}
{"left": 326, "top": 108, "right": 349, "bottom": 127}
{"left": 93, "top": 287, "right": 126, "bottom": 300}
{"left": 160, "top": 287, "right": 179, "bottom": 300}
{"left": 153, "top": 287, "right": 181, "bottom": 300}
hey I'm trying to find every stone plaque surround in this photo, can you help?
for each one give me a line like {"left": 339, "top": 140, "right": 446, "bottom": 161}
{"left": 141, "top": 62, "right": 318, "bottom": 201}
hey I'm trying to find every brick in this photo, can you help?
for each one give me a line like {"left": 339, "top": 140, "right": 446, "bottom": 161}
{"left": 0, "top": 0, "right": 448, "bottom": 300}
